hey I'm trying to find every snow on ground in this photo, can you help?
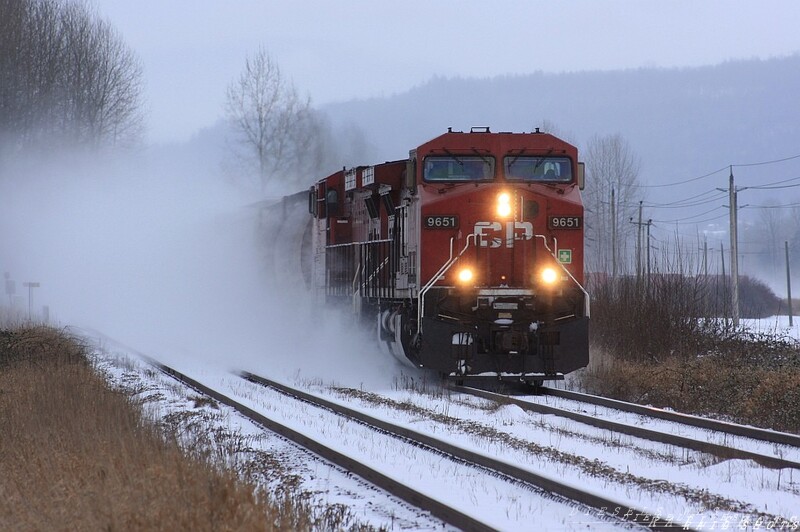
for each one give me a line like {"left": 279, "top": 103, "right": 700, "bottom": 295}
{"left": 83, "top": 328, "right": 800, "bottom": 531}
{"left": 741, "top": 316, "right": 800, "bottom": 341}
{"left": 88, "top": 334, "right": 634, "bottom": 530}
{"left": 292, "top": 374, "right": 800, "bottom": 526}
{"left": 90, "top": 341, "right": 450, "bottom": 531}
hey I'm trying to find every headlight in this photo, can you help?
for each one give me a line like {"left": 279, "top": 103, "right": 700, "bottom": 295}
{"left": 497, "top": 192, "right": 512, "bottom": 218}
{"left": 540, "top": 267, "right": 558, "bottom": 284}
{"left": 457, "top": 268, "right": 474, "bottom": 284}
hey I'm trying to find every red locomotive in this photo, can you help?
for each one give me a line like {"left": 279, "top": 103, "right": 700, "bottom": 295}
{"left": 308, "top": 127, "right": 589, "bottom": 385}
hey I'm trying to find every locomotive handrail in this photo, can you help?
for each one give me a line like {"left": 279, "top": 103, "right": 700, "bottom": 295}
{"left": 417, "top": 234, "right": 477, "bottom": 335}
{"left": 351, "top": 263, "right": 362, "bottom": 314}
{"left": 416, "top": 237, "right": 455, "bottom": 336}
{"left": 535, "top": 235, "right": 590, "bottom": 317}
{"left": 363, "top": 256, "right": 391, "bottom": 292}
{"left": 361, "top": 241, "right": 392, "bottom": 291}
{"left": 420, "top": 237, "right": 455, "bottom": 295}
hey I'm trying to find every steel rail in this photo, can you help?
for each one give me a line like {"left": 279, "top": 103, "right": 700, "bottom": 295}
{"left": 242, "top": 371, "right": 681, "bottom": 531}
{"left": 452, "top": 386, "right": 799, "bottom": 470}
{"left": 541, "top": 386, "right": 800, "bottom": 448}
{"left": 144, "top": 362, "right": 493, "bottom": 532}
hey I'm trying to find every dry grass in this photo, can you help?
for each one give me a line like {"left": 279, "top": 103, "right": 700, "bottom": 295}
{"left": 582, "top": 345, "right": 800, "bottom": 433}
{"left": 0, "top": 326, "right": 281, "bottom": 530}
{"left": 0, "top": 325, "right": 377, "bottom": 531}
{"left": 583, "top": 274, "right": 800, "bottom": 433}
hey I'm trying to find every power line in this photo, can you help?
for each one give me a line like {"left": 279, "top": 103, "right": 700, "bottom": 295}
{"left": 632, "top": 166, "right": 728, "bottom": 189}
{"left": 748, "top": 182, "right": 800, "bottom": 191}
{"left": 749, "top": 174, "right": 800, "bottom": 188}
{"left": 650, "top": 210, "right": 729, "bottom": 226}
{"left": 628, "top": 152, "right": 800, "bottom": 190}
{"left": 650, "top": 205, "right": 725, "bottom": 224}
{"left": 634, "top": 189, "right": 727, "bottom": 209}
{"left": 749, "top": 202, "right": 800, "bottom": 209}
{"left": 733, "top": 153, "right": 800, "bottom": 168}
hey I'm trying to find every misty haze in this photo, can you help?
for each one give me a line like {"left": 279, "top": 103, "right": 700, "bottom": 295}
{"left": 3, "top": 1, "right": 800, "bottom": 529}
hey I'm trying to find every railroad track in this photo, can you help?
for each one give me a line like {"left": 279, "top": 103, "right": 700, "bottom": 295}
{"left": 239, "top": 371, "right": 680, "bottom": 530}
{"left": 143, "top": 359, "right": 673, "bottom": 530}
{"left": 79, "top": 327, "right": 798, "bottom": 529}
{"left": 541, "top": 386, "right": 800, "bottom": 448}
{"left": 81, "top": 323, "right": 794, "bottom": 529}
{"left": 451, "top": 384, "right": 800, "bottom": 470}
{"left": 150, "top": 362, "right": 490, "bottom": 531}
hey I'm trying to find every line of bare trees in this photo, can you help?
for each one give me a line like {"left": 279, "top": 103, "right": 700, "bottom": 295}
{"left": 0, "top": 0, "right": 143, "bottom": 152}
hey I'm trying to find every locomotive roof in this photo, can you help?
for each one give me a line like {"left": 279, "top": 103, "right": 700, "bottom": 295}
{"left": 417, "top": 128, "right": 578, "bottom": 156}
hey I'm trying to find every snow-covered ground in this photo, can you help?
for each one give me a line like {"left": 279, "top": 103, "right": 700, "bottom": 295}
{"left": 83, "top": 328, "right": 800, "bottom": 531}
{"left": 741, "top": 315, "right": 800, "bottom": 341}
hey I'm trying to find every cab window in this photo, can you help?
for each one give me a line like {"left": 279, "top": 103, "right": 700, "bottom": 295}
{"left": 504, "top": 156, "right": 572, "bottom": 183}
{"left": 423, "top": 156, "right": 494, "bottom": 182}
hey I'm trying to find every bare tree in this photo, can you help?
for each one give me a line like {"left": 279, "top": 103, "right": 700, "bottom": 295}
{"left": 749, "top": 202, "right": 792, "bottom": 279}
{"left": 583, "top": 134, "right": 643, "bottom": 275}
{"left": 226, "top": 48, "right": 328, "bottom": 192}
{"left": 0, "top": 0, "right": 143, "bottom": 153}
{"left": 225, "top": 48, "right": 313, "bottom": 191}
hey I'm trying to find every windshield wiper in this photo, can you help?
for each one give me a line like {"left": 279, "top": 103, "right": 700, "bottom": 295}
{"left": 470, "top": 148, "right": 492, "bottom": 166}
{"left": 506, "top": 148, "right": 528, "bottom": 170}
{"left": 442, "top": 148, "right": 464, "bottom": 166}
{"left": 531, "top": 148, "right": 554, "bottom": 174}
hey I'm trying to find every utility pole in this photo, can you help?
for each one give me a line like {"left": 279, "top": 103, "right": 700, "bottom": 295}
{"left": 720, "top": 242, "right": 727, "bottom": 317}
{"left": 631, "top": 204, "right": 648, "bottom": 283}
{"left": 611, "top": 187, "right": 617, "bottom": 277}
{"left": 698, "top": 238, "right": 709, "bottom": 312}
{"left": 730, "top": 169, "right": 740, "bottom": 327}
{"left": 637, "top": 200, "right": 643, "bottom": 279}
{"left": 645, "top": 219, "right": 652, "bottom": 288}
{"left": 787, "top": 241, "right": 794, "bottom": 327}
{"left": 718, "top": 168, "right": 741, "bottom": 327}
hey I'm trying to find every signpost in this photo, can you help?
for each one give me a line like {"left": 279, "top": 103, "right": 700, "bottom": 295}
{"left": 23, "top": 282, "right": 40, "bottom": 321}
{"left": 4, "top": 272, "right": 14, "bottom": 306}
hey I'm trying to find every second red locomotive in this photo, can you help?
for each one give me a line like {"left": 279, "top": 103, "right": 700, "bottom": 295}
{"left": 308, "top": 127, "right": 589, "bottom": 384}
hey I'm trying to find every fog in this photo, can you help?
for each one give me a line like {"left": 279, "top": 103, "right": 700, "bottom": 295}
{"left": 0, "top": 149, "right": 414, "bottom": 389}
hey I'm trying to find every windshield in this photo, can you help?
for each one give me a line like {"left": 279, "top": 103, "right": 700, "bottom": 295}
{"left": 423, "top": 156, "right": 494, "bottom": 182}
{"left": 504, "top": 156, "right": 572, "bottom": 182}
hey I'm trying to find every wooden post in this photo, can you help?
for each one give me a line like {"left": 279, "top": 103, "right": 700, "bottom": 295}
{"left": 787, "top": 241, "right": 794, "bottom": 327}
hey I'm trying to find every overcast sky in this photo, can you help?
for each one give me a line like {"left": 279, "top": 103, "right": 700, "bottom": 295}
{"left": 92, "top": 1, "right": 800, "bottom": 144}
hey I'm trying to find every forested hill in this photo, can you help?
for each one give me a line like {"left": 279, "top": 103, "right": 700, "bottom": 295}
{"left": 321, "top": 54, "right": 800, "bottom": 188}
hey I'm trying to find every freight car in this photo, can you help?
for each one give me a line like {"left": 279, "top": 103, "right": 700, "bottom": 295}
{"left": 307, "top": 127, "right": 589, "bottom": 385}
